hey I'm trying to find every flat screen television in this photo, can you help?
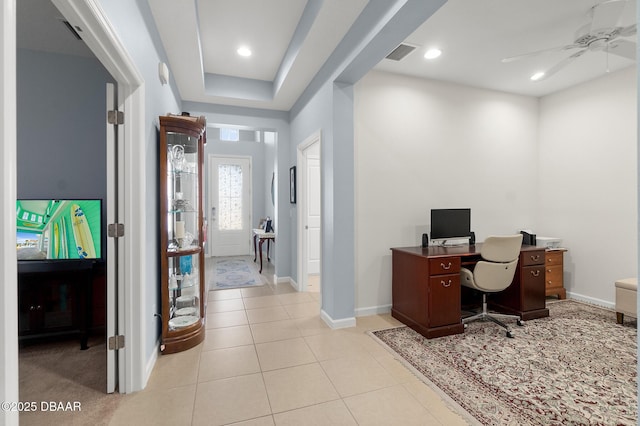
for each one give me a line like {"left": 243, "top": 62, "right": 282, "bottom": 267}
{"left": 430, "top": 208, "right": 471, "bottom": 242}
{"left": 16, "top": 199, "right": 102, "bottom": 260}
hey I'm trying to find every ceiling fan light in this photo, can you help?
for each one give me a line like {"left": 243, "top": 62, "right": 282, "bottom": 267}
{"left": 237, "top": 46, "right": 252, "bottom": 57}
{"left": 424, "top": 48, "right": 442, "bottom": 60}
{"left": 530, "top": 71, "right": 545, "bottom": 81}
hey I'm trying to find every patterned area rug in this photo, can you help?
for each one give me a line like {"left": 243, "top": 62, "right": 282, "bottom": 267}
{"left": 371, "top": 300, "right": 637, "bottom": 425}
{"left": 211, "top": 257, "right": 265, "bottom": 290}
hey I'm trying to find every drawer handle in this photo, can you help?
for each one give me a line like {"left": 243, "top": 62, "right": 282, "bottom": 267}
{"left": 440, "top": 262, "right": 452, "bottom": 270}
{"left": 530, "top": 255, "right": 540, "bottom": 262}
{"left": 441, "top": 279, "right": 452, "bottom": 287}
{"left": 531, "top": 270, "right": 540, "bottom": 277}
{"left": 547, "top": 269, "right": 552, "bottom": 273}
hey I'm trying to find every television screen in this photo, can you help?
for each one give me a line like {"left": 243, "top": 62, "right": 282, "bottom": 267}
{"left": 16, "top": 199, "right": 102, "bottom": 260}
{"left": 430, "top": 208, "right": 471, "bottom": 241}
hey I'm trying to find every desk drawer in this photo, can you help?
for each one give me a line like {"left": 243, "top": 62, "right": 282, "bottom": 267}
{"left": 546, "top": 251, "right": 563, "bottom": 266}
{"left": 546, "top": 265, "right": 563, "bottom": 288}
{"left": 429, "top": 257, "right": 461, "bottom": 275}
{"left": 522, "top": 250, "right": 545, "bottom": 266}
{"left": 429, "top": 274, "right": 460, "bottom": 327}
{"left": 521, "top": 265, "right": 545, "bottom": 310}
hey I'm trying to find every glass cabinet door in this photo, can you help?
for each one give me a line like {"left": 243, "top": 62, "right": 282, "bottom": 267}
{"left": 159, "top": 114, "right": 206, "bottom": 354}
{"left": 166, "top": 133, "right": 200, "bottom": 332}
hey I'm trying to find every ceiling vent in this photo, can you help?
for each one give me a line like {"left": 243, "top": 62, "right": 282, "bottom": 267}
{"left": 62, "top": 20, "right": 83, "bottom": 41}
{"left": 386, "top": 43, "right": 417, "bottom": 61}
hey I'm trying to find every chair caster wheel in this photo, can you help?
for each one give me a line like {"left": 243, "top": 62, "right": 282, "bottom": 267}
{"left": 506, "top": 331, "right": 514, "bottom": 338}
{"left": 517, "top": 319, "right": 524, "bottom": 327}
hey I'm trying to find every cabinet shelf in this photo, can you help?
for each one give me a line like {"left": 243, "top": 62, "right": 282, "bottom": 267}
{"left": 159, "top": 114, "right": 207, "bottom": 354}
{"left": 167, "top": 246, "right": 201, "bottom": 257}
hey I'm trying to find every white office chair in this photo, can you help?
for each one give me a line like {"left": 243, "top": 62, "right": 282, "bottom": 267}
{"left": 460, "top": 234, "right": 524, "bottom": 338}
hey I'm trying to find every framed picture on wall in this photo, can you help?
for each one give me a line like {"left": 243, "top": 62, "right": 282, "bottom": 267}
{"left": 290, "top": 166, "right": 296, "bottom": 204}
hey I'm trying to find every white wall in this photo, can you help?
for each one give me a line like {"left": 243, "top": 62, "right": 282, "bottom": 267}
{"left": 538, "top": 67, "right": 637, "bottom": 306}
{"left": 354, "top": 68, "right": 637, "bottom": 314}
{"left": 354, "top": 70, "right": 539, "bottom": 314}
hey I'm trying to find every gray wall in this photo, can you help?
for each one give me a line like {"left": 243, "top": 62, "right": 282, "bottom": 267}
{"left": 17, "top": 48, "right": 114, "bottom": 256}
{"left": 289, "top": 81, "right": 356, "bottom": 324}
{"left": 97, "top": 0, "right": 183, "bottom": 373}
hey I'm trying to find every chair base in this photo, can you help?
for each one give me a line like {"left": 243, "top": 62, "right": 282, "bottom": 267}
{"left": 462, "top": 294, "right": 523, "bottom": 337}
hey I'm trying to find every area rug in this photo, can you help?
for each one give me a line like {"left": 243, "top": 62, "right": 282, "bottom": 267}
{"left": 371, "top": 300, "right": 637, "bottom": 425}
{"left": 210, "top": 257, "right": 265, "bottom": 290}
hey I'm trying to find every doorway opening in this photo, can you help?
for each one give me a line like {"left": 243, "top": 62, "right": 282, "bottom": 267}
{"left": 297, "top": 131, "right": 322, "bottom": 293}
{"left": 16, "top": 3, "right": 119, "bottom": 407}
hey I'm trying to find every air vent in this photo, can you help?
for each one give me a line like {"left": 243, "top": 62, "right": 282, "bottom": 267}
{"left": 62, "top": 21, "right": 83, "bottom": 41}
{"left": 386, "top": 43, "right": 417, "bottom": 61}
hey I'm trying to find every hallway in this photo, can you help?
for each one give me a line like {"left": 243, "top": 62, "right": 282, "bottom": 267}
{"left": 110, "top": 258, "right": 466, "bottom": 424}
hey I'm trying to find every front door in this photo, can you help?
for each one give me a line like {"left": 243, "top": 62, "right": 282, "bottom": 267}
{"left": 208, "top": 156, "right": 252, "bottom": 256}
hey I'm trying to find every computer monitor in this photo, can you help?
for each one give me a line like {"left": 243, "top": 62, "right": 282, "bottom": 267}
{"left": 430, "top": 208, "right": 471, "bottom": 243}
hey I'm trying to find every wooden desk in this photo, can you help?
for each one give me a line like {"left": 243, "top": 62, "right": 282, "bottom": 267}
{"left": 253, "top": 229, "right": 275, "bottom": 273}
{"left": 390, "top": 244, "right": 548, "bottom": 339}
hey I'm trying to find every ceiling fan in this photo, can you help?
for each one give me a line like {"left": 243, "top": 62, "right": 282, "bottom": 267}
{"left": 502, "top": 0, "right": 637, "bottom": 81}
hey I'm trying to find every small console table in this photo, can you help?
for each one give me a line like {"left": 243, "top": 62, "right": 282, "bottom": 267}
{"left": 253, "top": 229, "right": 275, "bottom": 273}
{"left": 390, "top": 244, "right": 549, "bottom": 339}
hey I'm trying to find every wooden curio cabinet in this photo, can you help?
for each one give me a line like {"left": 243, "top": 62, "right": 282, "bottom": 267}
{"left": 159, "top": 114, "right": 206, "bottom": 354}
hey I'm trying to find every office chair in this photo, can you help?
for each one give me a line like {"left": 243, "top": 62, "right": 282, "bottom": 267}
{"left": 460, "top": 234, "right": 524, "bottom": 338}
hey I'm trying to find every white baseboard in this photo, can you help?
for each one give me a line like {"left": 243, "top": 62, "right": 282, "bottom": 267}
{"left": 320, "top": 309, "right": 356, "bottom": 329}
{"left": 143, "top": 338, "right": 161, "bottom": 390}
{"left": 274, "top": 275, "right": 298, "bottom": 290}
{"left": 355, "top": 304, "right": 392, "bottom": 317}
{"left": 565, "top": 292, "right": 614, "bottom": 310}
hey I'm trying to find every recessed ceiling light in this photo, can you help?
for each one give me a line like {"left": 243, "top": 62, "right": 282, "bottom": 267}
{"left": 424, "top": 48, "right": 442, "bottom": 60}
{"left": 237, "top": 46, "right": 252, "bottom": 57}
{"left": 530, "top": 71, "right": 545, "bottom": 81}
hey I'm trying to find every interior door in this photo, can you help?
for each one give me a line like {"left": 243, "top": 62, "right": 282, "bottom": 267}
{"left": 306, "top": 156, "right": 321, "bottom": 274}
{"left": 208, "top": 156, "right": 252, "bottom": 256}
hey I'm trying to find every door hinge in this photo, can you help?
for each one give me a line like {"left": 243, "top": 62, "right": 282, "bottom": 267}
{"left": 108, "top": 223, "right": 125, "bottom": 238}
{"left": 108, "top": 335, "right": 125, "bottom": 350}
{"left": 107, "top": 110, "right": 124, "bottom": 125}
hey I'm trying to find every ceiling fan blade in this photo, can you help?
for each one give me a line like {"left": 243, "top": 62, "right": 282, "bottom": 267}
{"left": 619, "top": 23, "right": 637, "bottom": 37}
{"left": 590, "top": 0, "right": 626, "bottom": 32}
{"left": 501, "top": 44, "right": 582, "bottom": 63}
{"left": 535, "top": 49, "right": 588, "bottom": 81}
{"left": 607, "top": 39, "right": 636, "bottom": 60}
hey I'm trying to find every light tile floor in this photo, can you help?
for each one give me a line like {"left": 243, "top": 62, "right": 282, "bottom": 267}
{"left": 108, "top": 258, "right": 468, "bottom": 425}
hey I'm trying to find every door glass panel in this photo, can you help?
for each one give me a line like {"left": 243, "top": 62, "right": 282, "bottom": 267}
{"left": 218, "top": 164, "right": 243, "bottom": 230}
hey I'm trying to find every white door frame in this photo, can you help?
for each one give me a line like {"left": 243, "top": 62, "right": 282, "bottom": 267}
{"left": 53, "top": 0, "right": 146, "bottom": 393}
{"left": 296, "top": 130, "right": 322, "bottom": 291}
{"left": 1, "top": 0, "right": 19, "bottom": 423}
{"left": 207, "top": 154, "right": 253, "bottom": 257}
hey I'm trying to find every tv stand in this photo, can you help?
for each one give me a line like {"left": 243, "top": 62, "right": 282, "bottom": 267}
{"left": 18, "top": 260, "right": 96, "bottom": 350}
